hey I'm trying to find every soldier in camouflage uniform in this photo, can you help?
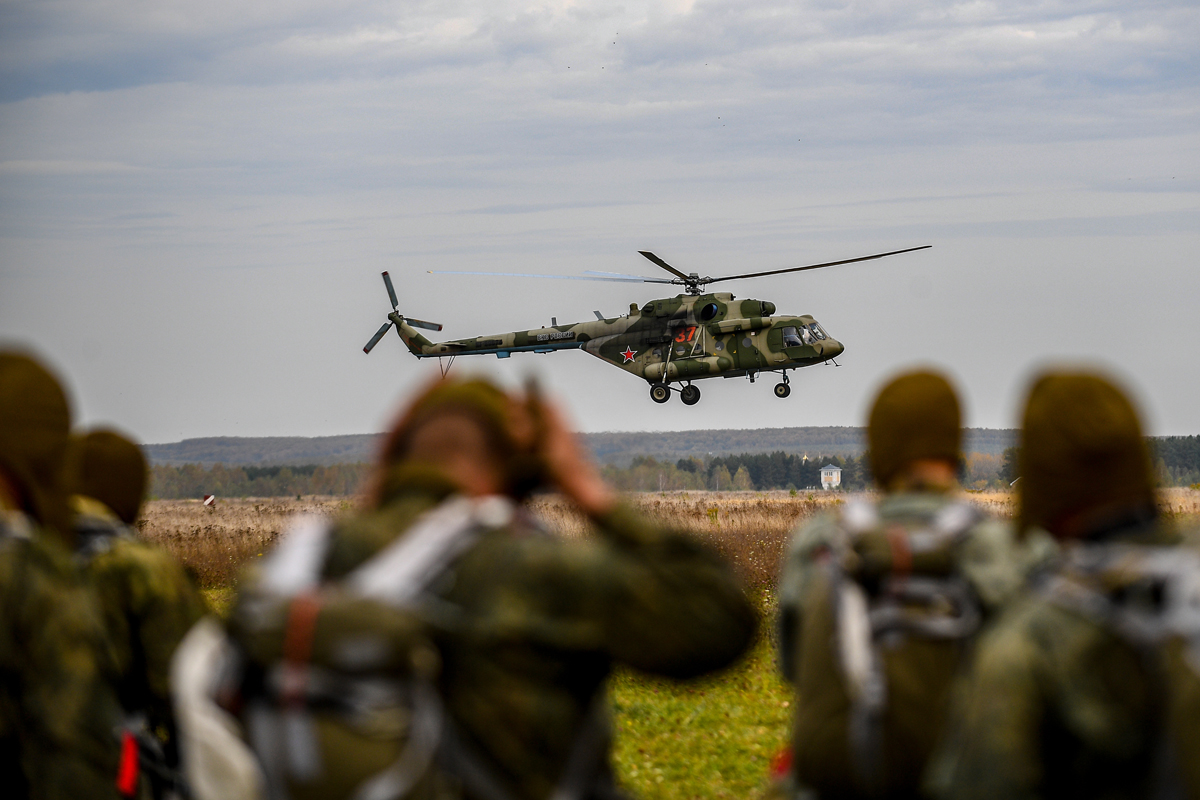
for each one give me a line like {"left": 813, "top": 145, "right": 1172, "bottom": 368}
{"left": 0, "top": 351, "right": 127, "bottom": 799}
{"left": 225, "top": 377, "right": 757, "bottom": 799}
{"left": 66, "top": 428, "right": 206, "bottom": 795}
{"left": 933, "top": 372, "right": 1200, "bottom": 800}
{"left": 774, "top": 370, "right": 1049, "bottom": 799}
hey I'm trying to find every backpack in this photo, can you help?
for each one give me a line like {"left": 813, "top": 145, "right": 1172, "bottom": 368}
{"left": 173, "top": 495, "right": 615, "bottom": 800}
{"left": 1040, "top": 542, "right": 1200, "bottom": 799}
{"left": 786, "top": 500, "right": 985, "bottom": 799}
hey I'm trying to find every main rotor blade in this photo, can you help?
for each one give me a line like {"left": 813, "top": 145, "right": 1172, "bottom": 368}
{"left": 638, "top": 251, "right": 692, "bottom": 281}
{"left": 382, "top": 271, "right": 399, "bottom": 310}
{"left": 404, "top": 317, "right": 443, "bottom": 332}
{"left": 705, "top": 245, "right": 932, "bottom": 285}
{"left": 582, "top": 270, "right": 667, "bottom": 282}
{"left": 363, "top": 321, "right": 393, "bottom": 354}
{"left": 428, "top": 270, "right": 673, "bottom": 284}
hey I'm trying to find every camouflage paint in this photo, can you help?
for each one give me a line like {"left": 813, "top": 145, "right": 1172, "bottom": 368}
{"left": 392, "top": 291, "right": 844, "bottom": 387}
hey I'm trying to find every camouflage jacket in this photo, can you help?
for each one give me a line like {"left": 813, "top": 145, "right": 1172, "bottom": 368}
{"left": 231, "top": 469, "right": 757, "bottom": 800}
{"left": 73, "top": 498, "right": 206, "bottom": 751}
{"left": 932, "top": 520, "right": 1198, "bottom": 800}
{"left": 0, "top": 511, "right": 125, "bottom": 799}
{"left": 775, "top": 491, "right": 1052, "bottom": 799}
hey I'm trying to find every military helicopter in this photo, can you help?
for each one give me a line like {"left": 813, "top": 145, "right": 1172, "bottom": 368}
{"left": 362, "top": 246, "right": 930, "bottom": 404}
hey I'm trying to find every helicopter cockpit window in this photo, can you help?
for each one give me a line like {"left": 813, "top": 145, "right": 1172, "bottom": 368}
{"left": 699, "top": 302, "right": 720, "bottom": 322}
{"left": 808, "top": 323, "right": 826, "bottom": 341}
{"left": 781, "top": 326, "right": 804, "bottom": 347}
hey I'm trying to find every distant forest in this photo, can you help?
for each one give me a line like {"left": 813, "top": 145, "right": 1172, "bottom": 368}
{"left": 149, "top": 463, "right": 371, "bottom": 500}
{"left": 141, "top": 426, "right": 1022, "bottom": 468}
{"left": 147, "top": 434, "right": 1200, "bottom": 498}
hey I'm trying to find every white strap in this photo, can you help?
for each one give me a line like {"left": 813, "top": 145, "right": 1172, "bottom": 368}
{"left": 347, "top": 495, "right": 513, "bottom": 607}
{"left": 171, "top": 617, "right": 267, "bottom": 800}
{"left": 257, "top": 515, "right": 333, "bottom": 595}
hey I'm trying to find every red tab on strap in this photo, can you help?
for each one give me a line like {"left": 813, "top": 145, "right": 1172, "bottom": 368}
{"left": 116, "top": 730, "right": 139, "bottom": 797}
{"left": 769, "top": 745, "right": 793, "bottom": 778}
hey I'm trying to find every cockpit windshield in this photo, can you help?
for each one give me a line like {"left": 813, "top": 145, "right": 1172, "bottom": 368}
{"left": 781, "top": 326, "right": 809, "bottom": 347}
{"left": 807, "top": 323, "right": 827, "bottom": 341}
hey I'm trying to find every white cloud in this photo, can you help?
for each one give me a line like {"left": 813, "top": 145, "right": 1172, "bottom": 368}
{"left": 0, "top": 159, "right": 143, "bottom": 174}
{"left": 1, "top": 1, "right": 1198, "bottom": 440}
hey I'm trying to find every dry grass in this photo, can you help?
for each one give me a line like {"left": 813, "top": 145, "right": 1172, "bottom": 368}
{"left": 137, "top": 497, "right": 353, "bottom": 588}
{"left": 529, "top": 491, "right": 846, "bottom": 592}
{"left": 140, "top": 488, "right": 1200, "bottom": 593}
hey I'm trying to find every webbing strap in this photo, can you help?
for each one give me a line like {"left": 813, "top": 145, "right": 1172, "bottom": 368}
{"left": 347, "top": 496, "right": 512, "bottom": 605}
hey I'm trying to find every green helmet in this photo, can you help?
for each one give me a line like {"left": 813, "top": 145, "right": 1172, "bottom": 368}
{"left": 867, "top": 370, "right": 961, "bottom": 489}
{"left": 0, "top": 351, "right": 72, "bottom": 534}
{"left": 65, "top": 428, "right": 148, "bottom": 525}
{"left": 1018, "top": 371, "right": 1155, "bottom": 538}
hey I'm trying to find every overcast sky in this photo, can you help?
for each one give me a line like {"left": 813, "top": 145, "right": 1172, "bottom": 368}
{"left": 2, "top": 0, "right": 1197, "bottom": 444}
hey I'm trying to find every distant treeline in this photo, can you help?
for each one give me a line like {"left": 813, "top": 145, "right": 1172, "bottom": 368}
{"left": 601, "top": 452, "right": 874, "bottom": 493}
{"left": 149, "top": 435, "right": 1200, "bottom": 499}
{"left": 143, "top": 427, "right": 1024, "bottom": 468}
{"left": 1149, "top": 435, "right": 1200, "bottom": 487}
{"left": 602, "top": 450, "right": 1010, "bottom": 492}
{"left": 149, "top": 463, "right": 371, "bottom": 500}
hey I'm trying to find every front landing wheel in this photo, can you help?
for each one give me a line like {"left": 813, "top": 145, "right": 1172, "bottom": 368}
{"left": 774, "top": 382, "right": 791, "bottom": 398}
{"left": 650, "top": 384, "right": 671, "bottom": 404}
{"left": 681, "top": 385, "right": 701, "bottom": 405}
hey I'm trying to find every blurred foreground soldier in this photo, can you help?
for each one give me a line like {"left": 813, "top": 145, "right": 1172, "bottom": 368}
{"left": 774, "top": 369, "right": 1047, "bottom": 800}
{"left": 0, "top": 351, "right": 127, "bottom": 799}
{"left": 935, "top": 372, "right": 1200, "bottom": 800}
{"left": 66, "top": 428, "right": 206, "bottom": 798}
{"left": 180, "top": 377, "right": 756, "bottom": 800}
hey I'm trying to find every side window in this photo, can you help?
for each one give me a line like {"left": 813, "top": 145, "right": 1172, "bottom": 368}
{"left": 782, "top": 326, "right": 803, "bottom": 347}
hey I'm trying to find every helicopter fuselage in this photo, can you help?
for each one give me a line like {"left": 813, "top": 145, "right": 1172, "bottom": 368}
{"left": 393, "top": 291, "right": 844, "bottom": 389}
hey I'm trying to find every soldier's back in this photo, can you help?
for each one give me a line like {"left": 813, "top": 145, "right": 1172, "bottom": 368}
{"left": 0, "top": 522, "right": 125, "bottom": 800}
{"left": 76, "top": 505, "right": 205, "bottom": 729}
{"left": 936, "top": 523, "right": 1200, "bottom": 800}
{"left": 320, "top": 480, "right": 756, "bottom": 799}
{"left": 777, "top": 491, "right": 1042, "bottom": 799}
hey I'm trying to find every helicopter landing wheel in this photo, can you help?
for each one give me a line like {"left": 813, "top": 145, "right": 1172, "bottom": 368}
{"left": 774, "top": 382, "right": 791, "bottom": 398}
{"left": 650, "top": 384, "right": 671, "bottom": 404}
{"left": 680, "top": 384, "right": 701, "bottom": 406}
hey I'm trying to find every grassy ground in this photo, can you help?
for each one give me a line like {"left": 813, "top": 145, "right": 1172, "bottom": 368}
{"left": 611, "top": 628, "right": 791, "bottom": 799}
{"left": 155, "top": 489, "right": 1200, "bottom": 799}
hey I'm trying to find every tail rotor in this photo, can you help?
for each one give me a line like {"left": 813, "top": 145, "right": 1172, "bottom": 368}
{"left": 363, "top": 322, "right": 393, "bottom": 354}
{"left": 363, "top": 271, "right": 443, "bottom": 355}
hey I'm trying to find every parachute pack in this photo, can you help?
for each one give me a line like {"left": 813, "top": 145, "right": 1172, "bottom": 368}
{"left": 1040, "top": 542, "right": 1200, "bottom": 799}
{"left": 172, "top": 495, "right": 612, "bottom": 800}
{"left": 785, "top": 500, "right": 986, "bottom": 798}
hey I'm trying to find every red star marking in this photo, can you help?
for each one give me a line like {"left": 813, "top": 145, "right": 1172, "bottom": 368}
{"left": 621, "top": 347, "right": 637, "bottom": 363}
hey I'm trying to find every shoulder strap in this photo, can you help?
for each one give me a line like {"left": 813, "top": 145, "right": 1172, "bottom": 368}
{"left": 347, "top": 495, "right": 513, "bottom": 608}
{"left": 257, "top": 515, "right": 333, "bottom": 596}
{"left": 258, "top": 495, "right": 516, "bottom": 607}
{"left": 0, "top": 509, "right": 34, "bottom": 542}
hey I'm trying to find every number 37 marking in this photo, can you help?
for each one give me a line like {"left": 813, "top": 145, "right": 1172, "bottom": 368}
{"left": 674, "top": 326, "right": 697, "bottom": 343}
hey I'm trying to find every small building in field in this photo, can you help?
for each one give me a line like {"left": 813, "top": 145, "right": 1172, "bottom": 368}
{"left": 820, "top": 464, "right": 842, "bottom": 490}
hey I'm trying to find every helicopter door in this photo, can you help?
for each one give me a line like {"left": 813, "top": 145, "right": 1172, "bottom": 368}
{"left": 729, "top": 333, "right": 763, "bottom": 370}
